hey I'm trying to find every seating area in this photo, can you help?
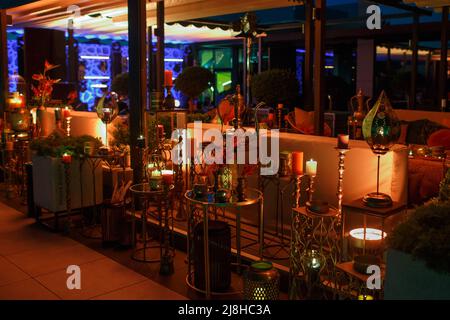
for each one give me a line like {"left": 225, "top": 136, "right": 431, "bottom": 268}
{"left": 0, "top": 0, "right": 450, "bottom": 305}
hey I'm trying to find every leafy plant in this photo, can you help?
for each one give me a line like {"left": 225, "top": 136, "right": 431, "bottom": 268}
{"left": 438, "top": 168, "right": 450, "bottom": 202}
{"left": 251, "top": 69, "right": 299, "bottom": 108}
{"left": 111, "top": 72, "right": 129, "bottom": 97}
{"left": 111, "top": 120, "right": 130, "bottom": 148}
{"left": 174, "top": 66, "right": 214, "bottom": 100}
{"left": 388, "top": 168, "right": 450, "bottom": 274}
{"left": 31, "top": 60, "right": 61, "bottom": 107}
{"left": 30, "top": 134, "right": 102, "bottom": 158}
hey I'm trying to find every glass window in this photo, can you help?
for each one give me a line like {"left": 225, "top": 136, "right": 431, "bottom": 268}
{"left": 216, "top": 71, "right": 232, "bottom": 94}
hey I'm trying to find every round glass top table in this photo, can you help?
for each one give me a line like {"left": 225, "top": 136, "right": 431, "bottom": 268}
{"left": 184, "top": 187, "right": 264, "bottom": 299}
{"left": 130, "top": 183, "right": 175, "bottom": 264}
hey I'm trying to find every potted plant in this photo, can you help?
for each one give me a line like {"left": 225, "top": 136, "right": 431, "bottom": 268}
{"left": 250, "top": 69, "right": 299, "bottom": 108}
{"left": 30, "top": 60, "right": 61, "bottom": 136}
{"left": 174, "top": 66, "right": 213, "bottom": 113}
{"left": 30, "top": 134, "right": 104, "bottom": 213}
{"left": 384, "top": 169, "right": 450, "bottom": 299}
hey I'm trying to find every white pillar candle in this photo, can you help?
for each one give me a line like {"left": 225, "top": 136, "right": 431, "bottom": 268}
{"left": 306, "top": 159, "right": 317, "bottom": 176}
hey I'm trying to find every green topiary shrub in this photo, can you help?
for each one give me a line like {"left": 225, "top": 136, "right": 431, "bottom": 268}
{"left": 251, "top": 69, "right": 299, "bottom": 108}
{"left": 111, "top": 72, "right": 129, "bottom": 97}
{"left": 30, "top": 134, "right": 102, "bottom": 158}
{"left": 388, "top": 168, "right": 450, "bottom": 274}
{"left": 174, "top": 66, "right": 214, "bottom": 100}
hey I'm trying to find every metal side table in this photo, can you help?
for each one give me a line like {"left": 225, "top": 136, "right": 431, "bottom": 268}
{"left": 130, "top": 183, "right": 175, "bottom": 264}
{"left": 185, "top": 188, "right": 263, "bottom": 299}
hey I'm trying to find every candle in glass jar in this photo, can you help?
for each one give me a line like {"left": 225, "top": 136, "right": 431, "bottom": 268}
{"left": 152, "top": 169, "right": 162, "bottom": 177}
{"left": 306, "top": 159, "right": 317, "bottom": 176}
{"left": 358, "top": 294, "right": 374, "bottom": 301}
{"left": 102, "top": 108, "right": 111, "bottom": 123}
{"left": 164, "top": 70, "right": 173, "bottom": 87}
{"left": 9, "top": 92, "right": 23, "bottom": 109}
{"left": 62, "top": 152, "right": 72, "bottom": 164}
{"left": 54, "top": 108, "right": 62, "bottom": 121}
{"left": 161, "top": 169, "right": 174, "bottom": 185}
{"left": 63, "top": 106, "right": 71, "bottom": 118}
{"left": 337, "top": 134, "right": 349, "bottom": 149}
{"left": 291, "top": 151, "right": 304, "bottom": 175}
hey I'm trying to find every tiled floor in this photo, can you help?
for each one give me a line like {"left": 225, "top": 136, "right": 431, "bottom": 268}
{"left": 0, "top": 201, "right": 186, "bottom": 300}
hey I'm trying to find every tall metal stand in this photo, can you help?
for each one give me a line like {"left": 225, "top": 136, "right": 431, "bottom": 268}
{"left": 336, "top": 148, "right": 349, "bottom": 261}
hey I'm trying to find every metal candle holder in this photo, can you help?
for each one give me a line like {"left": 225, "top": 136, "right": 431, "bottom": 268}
{"left": 336, "top": 147, "right": 350, "bottom": 259}
{"left": 307, "top": 174, "right": 316, "bottom": 203}
{"left": 63, "top": 162, "right": 72, "bottom": 233}
{"left": 277, "top": 106, "right": 283, "bottom": 130}
{"left": 294, "top": 174, "right": 306, "bottom": 208}
{"left": 65, "top": 115, "right": 71, "bottom": 137}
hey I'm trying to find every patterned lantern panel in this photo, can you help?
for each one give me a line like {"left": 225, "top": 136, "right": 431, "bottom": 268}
{"left": 243, "top": 261, "right": 280, "bottom": 300}
{"left": 362, "top": 90, "right": 400, "bottom": 155}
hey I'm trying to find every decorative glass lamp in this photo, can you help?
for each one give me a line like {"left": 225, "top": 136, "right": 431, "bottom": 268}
{"left": 243, "top": 261, "right": 280, "bottom": 300}
{"left": 362, "top": 91, "right": 400, "bottom": 207}
{"left": 96, "top": 92, "right": 119, "bottom": 148}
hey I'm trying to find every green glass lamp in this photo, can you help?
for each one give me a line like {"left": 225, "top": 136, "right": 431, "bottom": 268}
{"left": 362, "top": 91, "right": 400, "bottom": 207}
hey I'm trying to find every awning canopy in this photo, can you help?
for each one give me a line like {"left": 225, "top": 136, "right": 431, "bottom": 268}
{"left": 404, "top": 0, "right": 450, "bottom": 12}
{"left": 3, "top": 0, "right": 448, "bottom": 42}
{"left": 5, "top": 0, "right": 301, "bottom": 41}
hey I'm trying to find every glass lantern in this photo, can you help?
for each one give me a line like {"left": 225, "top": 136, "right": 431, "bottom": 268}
{"left": 243, "top": 261, "right": 280, "bottom": 300}
{"left": 96, "top": 92, "right": 119, "bottom": 148}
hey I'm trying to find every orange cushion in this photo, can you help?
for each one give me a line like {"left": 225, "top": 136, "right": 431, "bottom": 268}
{"left": 427, "top": 129, "right": 450, "bottom": 150}
{"left": 398, "top": 123, "right": 409, "bottom": 145}
{"left": 294, "top": 108, "right": 314, "bottom": 129}
{"left": 294, "top": 108, "right": 332, "bottom": 136}
{"left": 217, "top": 99, "right": 235, "bottom": 125}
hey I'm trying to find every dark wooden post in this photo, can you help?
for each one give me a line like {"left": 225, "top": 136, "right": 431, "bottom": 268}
{"left": 304, "top": 0, "right": 314, "bottom": 110}
{"left": 242, "top": 38, "right": 247, "bottom": 98}
{"left": 128, "top": 0, "right": 147, "bottom": 184}
{"left": 386, "top": 44, "right": 392, "bottom": 78}
{"left": 258, "top": 36, "right": 262, "bottom": 74}
{"left": 110, "top": 42, "right": 123, "bottom": 79}
{"left": 155, "top": 0, "right": 165, "bottom": 109}
{"left": 148, "top": 25, "right": 153, "bottom": 110}
{"left": 410, "top": 13, "right": 419, "bottom": 109}
{"left": 67, "top": 27, "right": 78, "bottom": 85}
{"left": 313, "top": 0, "right": 326, "bottom": 136}
{"left": 439, "top": 6, "right": 449, "bottom": 111}
{"left": 0, "top": 10, "right": 8, "bottom": 117}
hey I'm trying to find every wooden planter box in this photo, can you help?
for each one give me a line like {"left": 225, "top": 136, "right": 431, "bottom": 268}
{"left": 32, "top": 155, "right": 103, "bottom": 213}
{"left": 384, "top": 249, "right": 450, "bottom": 300}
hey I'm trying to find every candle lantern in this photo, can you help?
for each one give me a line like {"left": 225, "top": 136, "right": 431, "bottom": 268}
{"left": 162, "top": 70, "right": 175, "bottom": 110}
{"left": 348, "top": 226, "right": 387, "bottom": 274}
{"left": 161, "top": 169, "right": 175, "bottom": 185}
{"left": 243, "top": 261, "right": 280, "bottom": 300}
{"left": 8, "top": 73, "right": 27, "bottom": 100}
{"left": 362, "top": 91, "right": 400, "bottom": 208}
{"left": 61, "top": 152, "right": 72, "bottom": 164}
{"left": 349, "top": 227, "right": 386, "bottom": 250}
{"left": 305, "top": 159, "right": 317, "bottom": 204}
{"left": 337, "top": 134, "right": 349, "bottom": 149}
{"left": 96, "top": 92, "right": 119, "bottom": 148}
{"left": 298, "top": 249, "right": 326, "bottom": 299}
